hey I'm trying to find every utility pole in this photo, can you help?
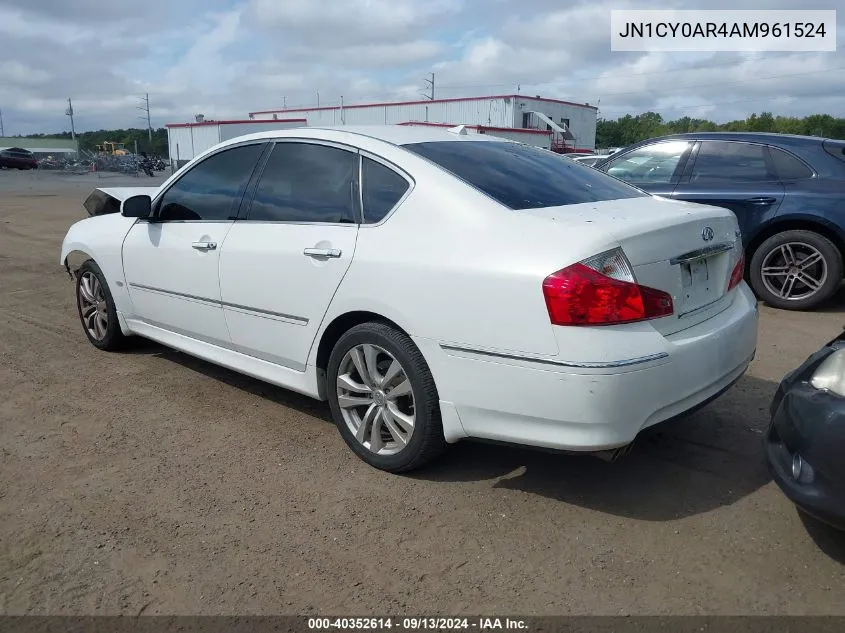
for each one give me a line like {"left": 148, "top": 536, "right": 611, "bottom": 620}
{"left": 65, "top": 98, "right": 76, "bottom": 141}
{"left": 423, "top": 73, "right": 435, "bottom": 100}
{"left": 137, "top": 93, "right": 152, "bottom": 143}
{"left": 0, "top": 108, "right": 4, "bottom": 136}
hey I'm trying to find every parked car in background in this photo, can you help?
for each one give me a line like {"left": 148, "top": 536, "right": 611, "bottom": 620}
{"left": 595, "top": 133, "right": 845, "bottom": 311}
{"left": 0, "top": 147, "right": 38, "bottom": 170}
{"left": 60, "top": 125, "right": 757, "bottom": 473}
{"left": 766, "top": 328, "right": 845, "bottom": 530}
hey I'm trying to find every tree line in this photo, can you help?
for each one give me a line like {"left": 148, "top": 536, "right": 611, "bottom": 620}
{"left": 20, "top": 128, "right": 169, "bottom": 157}
{"left": 596, "top": 112, "right": 845, "bottom": 149}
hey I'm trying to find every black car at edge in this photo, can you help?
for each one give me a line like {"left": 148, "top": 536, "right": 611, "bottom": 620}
{"left": 594, "top": 132, "right": 845, "bottom": 311}
{"left": 766, "top": 329, "right": 845, "bottom": 530}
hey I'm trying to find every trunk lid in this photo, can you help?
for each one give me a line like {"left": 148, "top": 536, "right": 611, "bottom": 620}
{"left": 524, "top": 196, "right": 743, "bottom": 335}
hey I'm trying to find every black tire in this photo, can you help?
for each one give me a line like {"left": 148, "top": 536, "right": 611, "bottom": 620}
{"left": 749, "top": 230, "right": 842, "bottom": 311}
{"left": 326, "top": 322, "right": 446, "bottom": 473}
{"left": 74, "top": 259, "right": 129, "bottom": 351}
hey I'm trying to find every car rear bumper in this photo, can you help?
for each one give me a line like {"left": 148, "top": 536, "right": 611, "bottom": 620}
{"left": 765, "top": 337, "right": 845, "bottom": 531}
{"left": 422, "top": 283, "right": 759, "bottom": 451}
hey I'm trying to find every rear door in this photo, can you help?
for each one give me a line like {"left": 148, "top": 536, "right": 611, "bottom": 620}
{"left": 673, "top": 140, "right": 785, "bottom": 240}
{"left": 600, "top": 139, "right": 694, "bottom": 196}
{"left": 218, "top": 140, "right": 360, "bottom": 371}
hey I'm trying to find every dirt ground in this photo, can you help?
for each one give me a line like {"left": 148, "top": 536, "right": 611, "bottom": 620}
{"left": 1, "top": 169, "right": 844, "bottom": 616}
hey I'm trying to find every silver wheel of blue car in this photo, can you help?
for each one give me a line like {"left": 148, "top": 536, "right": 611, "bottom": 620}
{"left": 749, "top": 230, "right": 843, "bottom": 311}
{"left": 760, "top": 241, "right": 827, "bottom": 301}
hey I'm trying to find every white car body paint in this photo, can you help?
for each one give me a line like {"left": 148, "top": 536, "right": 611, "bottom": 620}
{"left": 60, "top": 125, "right": 759, "bottom": 453}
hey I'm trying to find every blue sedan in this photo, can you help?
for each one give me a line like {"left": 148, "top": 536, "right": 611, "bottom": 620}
{"left": 595, "top": 132, "right": 845, "bottom": 310}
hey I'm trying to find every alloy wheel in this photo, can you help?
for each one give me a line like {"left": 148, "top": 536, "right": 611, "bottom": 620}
{"left": 336, "top": 343, "right": 416, "bottom": 456}
{"left": 77, "top": 271, "right": 109, "bottom": 341}
{"left": 760, "top": 242, "right": 828, "bottom": 301}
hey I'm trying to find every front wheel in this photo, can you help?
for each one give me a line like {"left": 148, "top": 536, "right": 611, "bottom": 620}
{"left": 326, "top": 322, "right": 446, "bottom": 473}
{"left": 75, "top": 260, "right": 129, "bottom": 350}
{"left": 749, "top": 230, "right": 842, "bottom": 311}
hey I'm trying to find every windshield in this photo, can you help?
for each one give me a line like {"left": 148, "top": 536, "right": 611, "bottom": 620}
{"left": 402, "top": 140, "right": 648, "bottom": 210}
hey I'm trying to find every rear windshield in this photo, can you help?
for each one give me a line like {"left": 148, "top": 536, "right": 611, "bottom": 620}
{"left": 402, "top": 140, "right": 648, "bottom": 210}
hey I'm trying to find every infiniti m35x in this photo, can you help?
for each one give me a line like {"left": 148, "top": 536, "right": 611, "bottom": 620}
{"left": 60, "top": 125, "right": 758, "bottom": 473}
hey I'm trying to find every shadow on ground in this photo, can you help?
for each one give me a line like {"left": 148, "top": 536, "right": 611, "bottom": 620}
{"left": 811, "top": 283, "right": 845, "bottom": 315}
{"left": 124, "top": 337, "right": 778, "bottom": 522}
{"left": 798, "top": 511, "right": 845, "bottom": 564}
{"left": 412, "top": 374, "right": 779, "bottom": 522}
{"left": 124, "top": 337, "right": 333, "bottom": 424}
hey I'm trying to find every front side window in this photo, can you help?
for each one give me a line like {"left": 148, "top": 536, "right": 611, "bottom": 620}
{"left": 690, "top": 141, "right": 776, "bottom": 183}
{"left": 604, "top": 141, "right": 692, "bottom": 184}
{"left": 156, "top": 143, "right": 264, "bottom": 221}
{"left": 402, "top": 140, "right": 647, "bottom": 210}
{"left": 248, "top": 142, "right": 357, "bottom": 223}
{"left": 361, "top": 157, "right": 410, "bottom": 223}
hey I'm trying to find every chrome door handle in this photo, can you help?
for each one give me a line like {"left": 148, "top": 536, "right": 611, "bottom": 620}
{"left": 303, "top": 247, "right": 342, "bottom": 258}
{"left": 192, "top": 241, "right": 217, "bottom": 250}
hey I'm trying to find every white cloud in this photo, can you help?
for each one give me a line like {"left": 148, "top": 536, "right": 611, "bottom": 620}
{"left": 0, "top": 0, "right": 842, "bottom": 135}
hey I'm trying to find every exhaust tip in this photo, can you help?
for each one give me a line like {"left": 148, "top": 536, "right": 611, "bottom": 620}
{"left": 593, "top": 442, "right": 634, "bottom": 462}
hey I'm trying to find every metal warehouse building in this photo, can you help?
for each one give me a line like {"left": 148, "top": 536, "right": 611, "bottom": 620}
{"left": 248, "top": 94, "right": 598, "bottom": 153}
{"left": 165, "top": 118, "right": 306, "bottom": 167}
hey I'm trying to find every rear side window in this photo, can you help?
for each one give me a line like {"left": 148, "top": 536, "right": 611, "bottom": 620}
{"left": 157, "top": 143, "right": 264, "bottom": 221}
{"left": 691, "top": 141, "right": 775, "bottom": 183}
{"left": 249, "top": 142, "right": 357, "bottom": 223}
{"left": 823, "top": 139, "right": 845, "bottom": 165}
{"left": 769, "top": 147, "right": 813, "bottom": 180}
{"left": 362, "top": 157, "right": 410, "bottom": 223}
{"left": 402, "top": 141, "right": 647, "bottom": 210}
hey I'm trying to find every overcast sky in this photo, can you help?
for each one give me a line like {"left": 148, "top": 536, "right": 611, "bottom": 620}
{"left": 0, "top": 0, "right": 842, "bottom": 135}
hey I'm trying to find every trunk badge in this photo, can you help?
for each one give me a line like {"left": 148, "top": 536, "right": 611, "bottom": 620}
{"left": 701, "top": 227, "right": 715, "bottom": 241}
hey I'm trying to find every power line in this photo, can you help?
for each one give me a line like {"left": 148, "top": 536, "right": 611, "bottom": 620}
{"left": 65, "top": 98, "right": 75, "bottom": 141}
{"left": 599, "top": 91, "right": 845, "bottom": 116}
{"left": 434, "top": 52, "right": 830, "bottom": 92}
{"left": 422, "top": 73, "right": 435, "bottom": 100}
{"left": 137, "top": 93, "right": 152, "bottom": 143}
{"left": 588, "top": 66, "right": 845, "bottom": 100}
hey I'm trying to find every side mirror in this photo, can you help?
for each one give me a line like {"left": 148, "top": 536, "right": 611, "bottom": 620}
{"left": 121, "top": 195, "right": 152, "bottom": 218}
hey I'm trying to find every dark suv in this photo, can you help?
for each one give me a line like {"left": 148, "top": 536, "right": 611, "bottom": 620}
{"left": 0, "top": 147, "right": 38, "bottom": 170}
{"left": 595, "top": 132, "right": 845, "bottom": 310}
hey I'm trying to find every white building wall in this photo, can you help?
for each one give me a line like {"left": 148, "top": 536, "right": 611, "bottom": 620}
{"left": 218, "top": 120, "right": 304, "bottom": 141}
{"left": 513, "top": 97, "right": 598, "bottom": 151}
{"left": 253, "top": 97, "right": 517, "bottom": 129}
{"left": 167, "top": 127, "right": 198, "bottom": 163}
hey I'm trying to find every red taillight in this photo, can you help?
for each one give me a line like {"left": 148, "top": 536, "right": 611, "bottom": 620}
{"left": 728, "top": 251, "right": 745, "bottom": 291}
{"left": 542, "top": 250, "right": 674, "bottom": 326}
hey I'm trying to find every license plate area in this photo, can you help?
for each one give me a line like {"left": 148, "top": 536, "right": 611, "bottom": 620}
{"left": 679, "top": 257, "right": 718, "bottom": 314}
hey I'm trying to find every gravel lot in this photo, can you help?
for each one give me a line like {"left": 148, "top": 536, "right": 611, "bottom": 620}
{"left": 1, "top": 169, "right": 844, "bottom": 616}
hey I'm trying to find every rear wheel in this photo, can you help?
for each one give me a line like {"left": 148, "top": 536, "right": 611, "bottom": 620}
{"left": 749, "top": 230, "right": 842, "bottom": 311}
{"left": 75, "top": 260, "right": 128, "bottom": 350}
{"left": 326, "top": 322, "right": 446, "bottom": 473}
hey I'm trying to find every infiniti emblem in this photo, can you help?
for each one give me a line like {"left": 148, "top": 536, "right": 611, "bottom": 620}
{"left": 701, "top": 226, "right": 715, "bottom": 242}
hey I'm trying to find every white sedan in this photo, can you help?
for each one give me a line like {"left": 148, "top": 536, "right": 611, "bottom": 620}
{"left": 60, "top": 125, "right": 758, "bottom": 473}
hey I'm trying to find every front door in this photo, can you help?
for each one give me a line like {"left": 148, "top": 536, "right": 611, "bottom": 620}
{"left": 218, "top": 140, "right": 360, "bottom": 371}
{"left": 122, "top": 142, "right": 267, "bottom": 346}
{"left": 673, "top": 140, "right": 785, "bottom": 241}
